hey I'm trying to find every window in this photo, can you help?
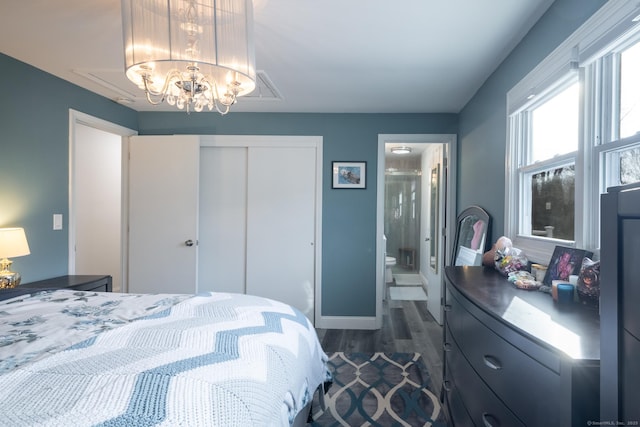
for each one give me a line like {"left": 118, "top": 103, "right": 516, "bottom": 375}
{"left": 508, "top": 78, "right": 580, "bottom": 259}
{"left": 620, "top": 41, "right": 640, "bottom": 139}
{"left": 530, "top": 165, "right": 575, "bottom": 240}
{"left": 526, "top": 82, "right": 579, "bottom": 241}
{"left": 506, "top": 3, "right": 640, "bottom": 263}
{"left": 531, "top": 83, "right": 580, "bottom": 162}
{"left": 597, "top": 36, "right": 640, "bottom": 193}
{"left": 619, "top": 146, "right": 640, "bottom": 184}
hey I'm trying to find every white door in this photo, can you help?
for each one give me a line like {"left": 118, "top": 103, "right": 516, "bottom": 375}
{"left": 198, "top": 146, "right": 248, "bottom": 294}
{"left": 424, "top": 146, "right": 445, "bottom": 324}
{"left": 245, "top": 146, "right": 316, "bottom": 320}
{"left": 128, "top": 135, "right": 200, "bottom": 294}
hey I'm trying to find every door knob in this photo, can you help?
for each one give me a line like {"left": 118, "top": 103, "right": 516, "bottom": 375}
{"left": 185, "top": 240, "right": 194, "bottom": 247}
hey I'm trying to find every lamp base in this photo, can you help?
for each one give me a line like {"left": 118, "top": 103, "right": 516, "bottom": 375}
{"left": 0, "top": 259, "right": 21, "bottom": 289}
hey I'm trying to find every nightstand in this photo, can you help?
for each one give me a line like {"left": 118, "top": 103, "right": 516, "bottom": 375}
{"left": 21, "top": 275, "right": 112, "bottom": 292}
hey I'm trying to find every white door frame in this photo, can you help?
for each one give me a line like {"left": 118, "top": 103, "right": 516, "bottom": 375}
{"left": 201, "top": 135, "right": 323, "bottom": 325}
{"left": 68, "top": 109, "right": 137, "bottom": 291}
{"left": 377, "top": 134, "right": 457, "bottom": 328}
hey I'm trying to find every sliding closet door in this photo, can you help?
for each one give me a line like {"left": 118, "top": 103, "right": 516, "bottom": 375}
{"left": 198, "top": 138, "right": 319, "bottom": 322}
{"left": 198, "top": 147, "right": 247, "bottom": 294}
{"left": 246, "top": 146, "right": 316, "bottom": 321}
{"left": 128, "top": 135, "right": 200, "bottom": 294}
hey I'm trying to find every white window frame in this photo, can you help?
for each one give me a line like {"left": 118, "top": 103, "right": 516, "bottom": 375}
{"left": 506, "top": 0, "right": 640, "bottom": 264}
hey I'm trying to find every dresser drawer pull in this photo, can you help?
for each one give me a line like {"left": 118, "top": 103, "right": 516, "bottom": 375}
{"left": 483, "top": 355, "right": 502, "bottom": 370}
{"left": 482, "top": 412, "right": 499, "bottom": 427}
{"left": 443, "top": 380, "right": 452, "bottom": 392}
{"left": 443, "top": 342, "right": 452, "bottom": 352}
{"left": 444, "top": 304, "right": 452, "bottom": 312}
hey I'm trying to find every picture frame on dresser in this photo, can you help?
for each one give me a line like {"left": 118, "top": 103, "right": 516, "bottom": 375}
{"left": 450, "top": 205, "right": 491, "bottom": 267}
{"left": 543, "top": 245, "right": 593, "bottom": 286}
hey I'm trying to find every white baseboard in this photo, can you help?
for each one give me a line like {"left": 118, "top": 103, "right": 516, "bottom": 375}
{"left": 315, "top": 315, "right": 380, "bottom": 330}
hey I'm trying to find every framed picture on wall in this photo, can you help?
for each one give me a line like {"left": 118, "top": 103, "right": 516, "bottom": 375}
{"left": 332, "top": 161, "right": 366, "bottom": 189}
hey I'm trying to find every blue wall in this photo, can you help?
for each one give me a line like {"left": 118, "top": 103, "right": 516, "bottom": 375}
{"left": 0, "top": 0, "right": 606, "bottom": 318}
{"left": 457, "top": 0, "right": 607, "bottom": 243}
{"left": 0, "top": 53, "right": 137, "bottom": 284}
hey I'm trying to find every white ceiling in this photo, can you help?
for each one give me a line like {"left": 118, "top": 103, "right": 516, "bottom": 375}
{"left": 0, "top": 0, "right": 554, "bottom": 114}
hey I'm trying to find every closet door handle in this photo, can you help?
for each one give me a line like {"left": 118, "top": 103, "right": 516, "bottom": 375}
{"left": 483, "top": 355, "right": 502, "bottom": 370}
{"left": 185, "top": 239, "right": 195, "bottom": 247}
{"left": 444, "top": 304, "right": 452, "bottom": 312}
{"left": 482, "top": 412, "right": 499, "bottom": 427}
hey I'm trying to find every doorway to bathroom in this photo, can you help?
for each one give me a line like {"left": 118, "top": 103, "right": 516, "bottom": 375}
{"left": 385, "top": 160, "right": 421, "bottom": 275}
{"left": 376, "top": 134, "right": 456, "bottom": 326}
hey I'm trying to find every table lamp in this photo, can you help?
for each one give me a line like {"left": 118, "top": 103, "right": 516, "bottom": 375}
{"left": 0, "top": 227, "right": 30, "bottom": 289}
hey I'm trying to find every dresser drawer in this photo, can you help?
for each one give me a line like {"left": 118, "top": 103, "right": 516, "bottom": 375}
{"left": 442, "top": 324, "right": 474, "bottom": 427}
{"left": 442, "top": 380, "right": 473, "bottom": 427}
{"left": 447, "top": 288, "right": 562, "bottom": 426}
{"left": 443, "top": 326, "right": 474, "bottom": 427}
{"left": 444, "top": 286, "right": 466, "bottom": 346}
{"left": 446, "top": 328, "right": 525, "bottom": 427}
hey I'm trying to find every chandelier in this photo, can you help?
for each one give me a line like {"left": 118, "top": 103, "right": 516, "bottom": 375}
{"left": 121, "top": 0, "right": 256, "bottom": 114}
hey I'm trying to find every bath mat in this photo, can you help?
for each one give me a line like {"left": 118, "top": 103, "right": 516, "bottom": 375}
{"left": 389, "top": 286, "right": 428, "bottom": 301}
{"left": 311, "top": 352, "right": 447, "bottom": 426}
{"left": 394, "top": 273, "right": 424, "bottom": 286}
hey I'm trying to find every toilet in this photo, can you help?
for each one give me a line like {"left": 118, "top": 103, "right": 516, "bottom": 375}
{"left": 383, "top": 235, "right": 396, "bottom": 283}
{"left": 385, "top": 256, "right": 396, "bottom": 283}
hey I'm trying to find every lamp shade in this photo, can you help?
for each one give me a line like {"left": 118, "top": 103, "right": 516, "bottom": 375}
{"left": 0, "top": 228, "right": 30, "bottom": 259}
{"left": 121, "top": 0, "right": 256, "bottom": 113}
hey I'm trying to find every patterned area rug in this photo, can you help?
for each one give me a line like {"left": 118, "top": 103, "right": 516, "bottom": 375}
{"left": 311, "top": 352, "right": 447, "bottom": 426}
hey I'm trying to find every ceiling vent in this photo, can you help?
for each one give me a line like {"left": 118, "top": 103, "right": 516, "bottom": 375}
{"left": 244, "top": 70, "right": 283, "bottom": 101}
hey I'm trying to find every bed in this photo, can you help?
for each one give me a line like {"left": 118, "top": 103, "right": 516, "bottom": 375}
{"left": 0, "top": 288, "right": 331, "bottom": 426}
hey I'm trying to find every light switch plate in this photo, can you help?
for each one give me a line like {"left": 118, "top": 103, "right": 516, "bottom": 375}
{"left": 53, "top": 214, "right": 63, "bottom": 230}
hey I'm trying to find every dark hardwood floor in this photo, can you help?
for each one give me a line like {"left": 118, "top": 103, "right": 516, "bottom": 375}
{"left": 315, "top": 282, "right": 444, "bottom": 393}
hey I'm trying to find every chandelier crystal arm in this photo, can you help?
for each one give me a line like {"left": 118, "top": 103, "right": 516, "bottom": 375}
{"left": 141, "top": 69, "right": 183, "bottom": 105}
{"left": 199, "top": 77, "right": 232, "bottom": 115}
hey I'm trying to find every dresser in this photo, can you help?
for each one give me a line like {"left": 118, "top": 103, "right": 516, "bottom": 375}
{"left": 22, "top": 275, "right": 112, "bottom": 292}
{"left": 442, "top": 266, "right": 600, "bottom": 426}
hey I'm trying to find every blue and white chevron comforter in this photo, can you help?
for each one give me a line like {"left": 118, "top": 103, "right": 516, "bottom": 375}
{"left": 0, "top": 289, "right": 330, "bottom": 426}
